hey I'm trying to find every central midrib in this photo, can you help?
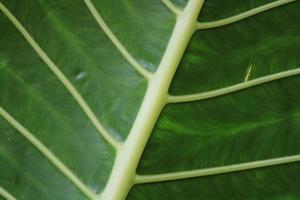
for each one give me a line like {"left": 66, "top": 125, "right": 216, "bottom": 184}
{"left": 101, "top": 0, "right": 205, "bottom": 199}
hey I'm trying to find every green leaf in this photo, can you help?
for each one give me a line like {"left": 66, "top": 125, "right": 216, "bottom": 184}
{"left": 0, "top": 0, "right": 299, "bottom": 199}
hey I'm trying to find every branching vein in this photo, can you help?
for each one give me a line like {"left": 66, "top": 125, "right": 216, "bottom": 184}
{"left": 83, "top": 0, "right": 152, "bottom": 80}
{"left": 0, "top": 186, "right": 17, "bottom": 200}
{"left": 168, "top": 67, "right": 300, "bottom": 103}
{"left": 244, "top": 64, "right": 252, "bottom": 82}
{"left": 197, "top": 0, "right": 297, "bottom": 30}
{"left": 161, "top": 0, "right": 182, "bottom": 16}
{"left": 0, "top": 2, "right": 121, "bottom": 150}
{"left": 0, "top": 107, "right": 97, "bottom": 200}
{"left": 135, "top": 154, "right": 300, "bottom": 184}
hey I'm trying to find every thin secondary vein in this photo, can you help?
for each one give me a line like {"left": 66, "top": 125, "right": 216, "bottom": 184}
{"left": 0, "top": 107, "right": 97, "bottom": 200}
{"left": 0, "top": 186, "right": 17, "bottom": 200}
{"left": 168, "top": 67, "right": 300, "bottom": 103}
{"left": 83, "top": 0, "right": 152, "bottom": 80}
{"left": 197, "top": 0, "right": 297, "bottom": 30}
{"left": 161, "top": 0, "right": 182, "bottom": 16}
{"left": 244, "top": 54, "right": 256, "bottom": 82}
{"left": 244, "top": 64, "right": 252, "bottom": 82}
{"left": 135, "top": 154, "right": 300, "bottom": 184}
{"left": 0, "top": 2, "right": 121, "bottom": 150}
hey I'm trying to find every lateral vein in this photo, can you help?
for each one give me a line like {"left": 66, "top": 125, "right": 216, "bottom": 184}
{"left": 135, "top": 154, "right": 300, "bottom": 184}
{"left": 83, "top": 0, "right": 152, "bottom": 80}
{"left": 0, "top": 2, "right": 121, "bottom": 150}
{"left": 0, "top": 186, "right": 17, "bottom": 200}
{"left": 197, "top": 0, "right": 297, "bottom": 30}
{"left": 0, "top": 107, "right": 97, "bottom": 200}
{"left": 244, "top": 64, "right": 252, "bottom": 82}
{"left": 161, "top": 0, "right": 182, "bottom": 16}
{"left": 168, "top": 67, "right": 300, "bottom": 103}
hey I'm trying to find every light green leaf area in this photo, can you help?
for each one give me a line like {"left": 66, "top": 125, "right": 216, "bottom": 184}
{"left": 0, "top": 0, "right": 299, "bottom": 200}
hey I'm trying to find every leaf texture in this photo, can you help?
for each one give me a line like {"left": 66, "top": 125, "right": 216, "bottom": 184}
{"left": 0, "top": 0, "right": 299, "bottom": 199}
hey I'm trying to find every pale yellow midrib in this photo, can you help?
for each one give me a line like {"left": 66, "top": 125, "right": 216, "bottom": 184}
{"left": 100, "top": 1, "right": 205, "bottom": 199}
{"left": 168, "top": 67, "right": 300, "bottom": 103}
{"left": 0, "top": 2, "right": 120, "bottom": 150}
{"left": 197, "top": 0, "right": 297, "bottom": 29}
{"left": 83, "top": 0, "right": 152, "bottom": 80}
{"left": 0, "top": 186, "right": 17, "bottom": 200}
{"left": 0, "top": 107, "right": 97, "bottom": 200}
{"left": 135, "top": 154, "right": 300, "bottom": 184}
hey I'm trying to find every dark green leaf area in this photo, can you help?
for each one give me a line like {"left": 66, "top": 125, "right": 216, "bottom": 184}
{"left": 170, "top": 2, "right": 300, "bottom": 94}
{"left": 130, "top": 162, "right": 300, "bottom": 200}
{"left": 139, "top": 76, "right": 300, "bottom": 174}
{"left": 200, "top": 0, "right": 276, "bottom": 22}
{"left": 0, "top": 119, "right": 89, "bottom": 200}
{"left": 0, "top": 12, "right": 114, "bottom": 192}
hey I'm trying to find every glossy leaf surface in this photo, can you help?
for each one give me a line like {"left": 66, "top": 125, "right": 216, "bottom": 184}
{"left": 0, "top": 0, "right": 299, "bottom": 199}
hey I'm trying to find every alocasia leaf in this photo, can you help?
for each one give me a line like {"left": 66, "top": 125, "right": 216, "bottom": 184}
{"left": 0, "top": 0, "right": 300, "bottom": 199}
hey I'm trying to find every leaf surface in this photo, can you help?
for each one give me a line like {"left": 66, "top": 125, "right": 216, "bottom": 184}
{"left": 0, "top": 0, "right": 299, "bottom": 199}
